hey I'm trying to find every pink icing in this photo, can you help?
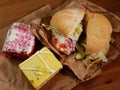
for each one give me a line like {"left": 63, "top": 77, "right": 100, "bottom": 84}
{"left": 2, "top": 23, "right": 35, "bottom": 55}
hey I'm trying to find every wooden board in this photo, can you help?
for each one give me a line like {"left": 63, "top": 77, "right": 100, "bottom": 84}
{"left": 0, "top": 0, "right": 120, "bottom": 90}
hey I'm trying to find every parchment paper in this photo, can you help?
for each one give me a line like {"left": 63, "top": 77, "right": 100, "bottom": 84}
{"left": 0, "top": 0, "right": 120, "bottom": 90}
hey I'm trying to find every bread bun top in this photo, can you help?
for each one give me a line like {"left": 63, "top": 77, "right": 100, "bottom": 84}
{"left": 86, "top": 12, "right": 112, "bottom": 53}
{"left": 50, "top": 8, "right": 85, "bottom": 37}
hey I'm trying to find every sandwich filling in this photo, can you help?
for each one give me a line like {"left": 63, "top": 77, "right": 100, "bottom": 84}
{"left": 75, "top": 40, "right": 110, "bottom": 68}
{"left": 42, "top": 23, "right": 83, "bottom": 55}
{"left": 52, "top": 24, "right": 83, "bottom": 55}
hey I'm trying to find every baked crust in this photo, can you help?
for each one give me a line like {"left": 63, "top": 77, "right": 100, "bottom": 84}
{"left": 86, "top": 12, "right": 112, "bottom": 53}
{"left": 50, "top": 8, "right": 85, "bottom": 37}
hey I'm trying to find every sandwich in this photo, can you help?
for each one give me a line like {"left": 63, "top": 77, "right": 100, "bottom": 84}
{"left": 75, "top": 12, "right": 112, "bottom": 67}
{"left": 42, "top": 8, "right": 85, "bottom": 55}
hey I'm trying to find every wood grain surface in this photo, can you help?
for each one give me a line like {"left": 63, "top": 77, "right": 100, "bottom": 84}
{"left": 0, "top": 0, "right": 120, "bottom": 90}
{"left": 1, "top": 0, "right": 120, "bottom": 29}
{"left": 0, "top": 0, "right": 65, "bottom": 29}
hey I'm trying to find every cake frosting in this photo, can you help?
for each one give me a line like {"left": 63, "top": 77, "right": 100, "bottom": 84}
{"left": 2, "top": 23, "right": 35, "bottom": 58}
{"left": 19, "top": 47, "right": 63, "bottom": 89}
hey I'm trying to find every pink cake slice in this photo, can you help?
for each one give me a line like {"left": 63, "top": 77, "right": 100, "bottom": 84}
{"left": 2, "top": 23, "right": 35, "bottom": 59}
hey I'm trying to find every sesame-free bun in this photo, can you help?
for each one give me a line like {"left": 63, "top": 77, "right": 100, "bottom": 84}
{"left": 86, "top": 12, "right": 112, "bottom": 53}
{"left": 50, "top": 8, "right": 85, "bottom": 37}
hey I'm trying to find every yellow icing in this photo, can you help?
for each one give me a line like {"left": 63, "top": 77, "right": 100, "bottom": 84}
{"left": 19, "top": 47, "right": 62, "bottom": 89}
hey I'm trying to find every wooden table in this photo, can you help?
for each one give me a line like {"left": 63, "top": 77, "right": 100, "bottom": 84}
{"left": 0, "top": 0, "right": 120, "bottom": 29}
{"left": 0, "top": 0, "right": 120, "bottom": 90}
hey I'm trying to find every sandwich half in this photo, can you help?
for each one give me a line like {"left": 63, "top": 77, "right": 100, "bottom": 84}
{"left": 43, "top": 8, "right": 85, "bottom": 55}
{"left": 76, "top": 12, "right": 112, "bottom": 67}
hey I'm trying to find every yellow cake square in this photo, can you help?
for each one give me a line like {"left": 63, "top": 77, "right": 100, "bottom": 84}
{"left": 19, "top": 47, "right": 62, "bottom": 89}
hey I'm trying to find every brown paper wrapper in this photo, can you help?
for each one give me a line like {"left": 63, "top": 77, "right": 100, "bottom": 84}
{"left": 0, "top": 0, "right": 120, "bottom": 90}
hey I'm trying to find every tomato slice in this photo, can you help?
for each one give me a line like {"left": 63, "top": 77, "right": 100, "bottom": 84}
{"left": 52, "top": 37, "right": 67, "bottom": 54}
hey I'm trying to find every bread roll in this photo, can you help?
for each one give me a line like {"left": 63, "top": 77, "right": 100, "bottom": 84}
{"left": 86, "top": 12, "right": 112, "bottom": 53}
{"left": 50, "top": 8, "right": 85, "bottom": 37}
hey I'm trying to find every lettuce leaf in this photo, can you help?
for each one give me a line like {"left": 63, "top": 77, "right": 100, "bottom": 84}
{"left": 42, "top": 23, "right": 56, "bottom": 30}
